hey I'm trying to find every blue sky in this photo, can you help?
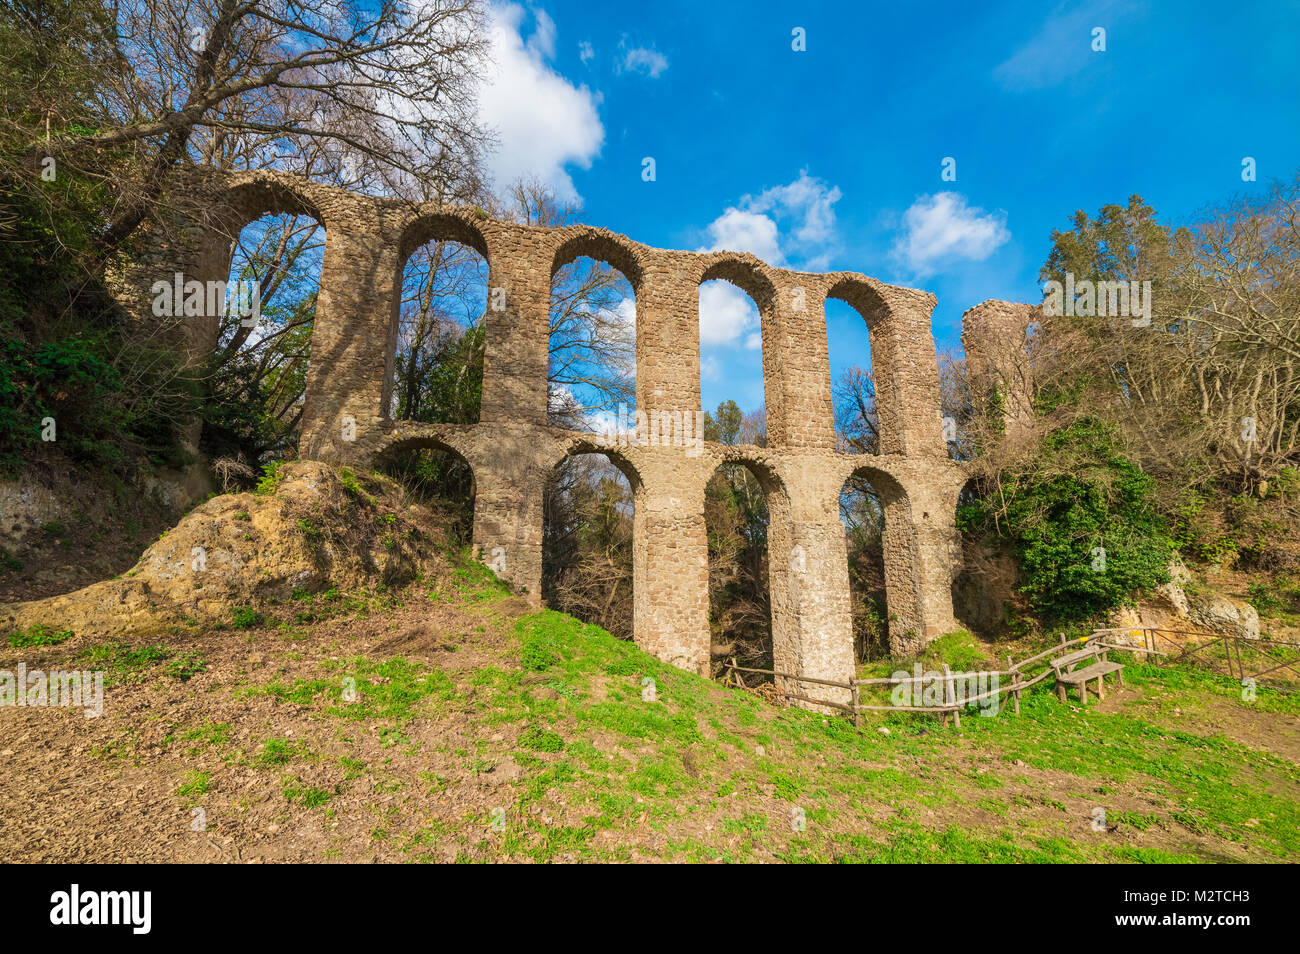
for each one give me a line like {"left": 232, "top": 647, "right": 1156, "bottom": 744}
{"left": 476, "top": 0, "right": 1300, "bottom": 417}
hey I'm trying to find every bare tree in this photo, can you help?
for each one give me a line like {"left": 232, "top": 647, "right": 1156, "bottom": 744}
{"left": 542, "top": 454, "right": 634, "bottom": 639}
{"left": 834, "top": 365, "right": 877, "bottom": 455}
{"left": 10, "top": 0, "right": 491, "bottom": 252}
{"left": 1035, "top": 177, "right": 1300, "bottom": 497}
{"left": 498, "top": 177, "right": 635, "bottom": 428}
{"left": 391, "top": 237, "right": 488, "bottom": 422}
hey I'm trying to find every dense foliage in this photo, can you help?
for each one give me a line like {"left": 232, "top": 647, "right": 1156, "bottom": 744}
{"left": 959, "top": 420, "right": 1173, "bottom": 623}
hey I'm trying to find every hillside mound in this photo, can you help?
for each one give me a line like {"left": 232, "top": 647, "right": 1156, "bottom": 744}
{"left": 3, "top": 462, "right": 461, "bottom": 641}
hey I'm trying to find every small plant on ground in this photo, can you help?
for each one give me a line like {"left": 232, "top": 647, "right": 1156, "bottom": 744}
{"left": 521, "top": 634, "right": 560, "bottom": 671}
{"left": 8, "top": 624, "right": 74, "bottom": 648}
{"left": 166, "top": 652, "right": 208, "bottom": 681}
{"left": 338, "top": 468, "right": 364, "bottom": 498}
{"left": 282, "top": 776, "right": 333, "bottom": 807}
{"left": 177, "top": 770, "right": 210, "bottom": 798}
{"left": 231, "top": 606, "right": 262, "bottom": 629}
{"left": 254, "top": 461, "right": 285, "bottom": 496}
{"left": 518, "top": 725, "right": 565, "bottom": 752}
{"left": 258, "top": 737, "right": 299, "bottom": 766}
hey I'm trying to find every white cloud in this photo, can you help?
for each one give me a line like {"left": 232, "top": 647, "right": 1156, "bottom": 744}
{"left": 890, "top": 192, "right": 1010, "bottom": 277}
{"left": 757, "top": 174, "right": 841, "bottom": 248}
{"left": 703, "top": 209, "right": 782, "bottom": 264}
{"left": 563, "top": 399, "right": 632, "bottom": 436}
{"left": 613, "top": 296, "right": 636, "bottom": 332}
{"left": 620, "top": 44, "right": 669, "bottom": 78}
{"left": 587, "top": 407, "right": 620, "bottom": 435}
{"left": 700, "top": 355, "right": 721, "bottom": 381}
{"left": 698, "top": 280, "right": 759, "bottom": 347}
{"left": 993, "top": 1, "right": 1134, "bottom": 90}
{"left": 578, "top": 40, "right": 594, "bottom": 63}
{"left": 694, "top": 172, "right": 842, "bottom": 348}
{"left": 478, "top": 4, "right": 604, "bottom": 201}
{"left": 700, "top": 171, "right": 842, "bottom": 268}
{"left": 526, "top": 8, "right": 556, "bottom": 58}
{"left": 548, "top": 383, "right": 576, "bottom": 413}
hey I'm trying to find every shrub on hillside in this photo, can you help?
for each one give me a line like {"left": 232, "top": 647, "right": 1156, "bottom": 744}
{"left": 959, "top": 419, "right": 1173, "bottom": 624}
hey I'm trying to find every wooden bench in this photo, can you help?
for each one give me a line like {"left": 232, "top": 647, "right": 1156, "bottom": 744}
{"left": 1051, "top": 643, "right": 1124, "bottom": 705}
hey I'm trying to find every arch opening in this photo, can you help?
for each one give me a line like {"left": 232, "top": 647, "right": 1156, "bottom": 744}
{"left": 216, "top": 181, "right": 324, "bottom": 233}
{"left": 826, "top": 295, "right": 878, "bottom": 455}
{"left": 378, "top": 437, "right": 477, "bottom": 544}
{"left": 389, "top": 225, "right": 490, "bottom": 425}
{"left": 698, "top": 272, "right": 769, "bottom": 431}
{"left": 202, "top": 208, "right": 326, "bottom": 480}
{"left": 547, "top": 253, "right": 636, "bottom": 431}
{"left": 839, "top": 466, "right": 898, "bottom": 661}
{"left": 950, "top": 475, "right": 1012, "bottom": 640}
{"left": 542, "top": 451, "right": 638, "bottom": 639}
{"left": 551, "top": 231, "right": 643, "bottom": 290}
{"left": 705, "top": 453, "right": 782, "bottom": 681}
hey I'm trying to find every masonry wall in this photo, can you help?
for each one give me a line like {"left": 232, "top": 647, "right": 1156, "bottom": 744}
{"left": 140, "top": 169, "right": 1007, "bottom": 711}
{"left": 961, "top": 300, "right": 1039, "bottom": 447}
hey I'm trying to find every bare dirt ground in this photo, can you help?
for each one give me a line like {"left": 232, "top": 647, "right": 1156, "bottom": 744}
{"left": 1, "top": 594, "right": 533, "bottom": 863}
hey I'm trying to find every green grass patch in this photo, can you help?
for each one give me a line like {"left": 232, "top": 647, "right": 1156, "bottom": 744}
{"left": 8, "top": 624, "right": 74, "bottom": 648}
{"left": 231, "top": 606, "right": 262, "bottom": 629}
{"left": 282, "top": 776, "right": 333, "bottom": 807}
{"left": 518, "top": 726, "right": 565, "bottom": 752}
{"left": 177, "top": 770, "right": 210, "bottom": 798}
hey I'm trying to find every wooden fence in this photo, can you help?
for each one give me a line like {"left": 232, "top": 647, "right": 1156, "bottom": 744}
{"left": 719, "top": 626, "right": 1300, "bottom": 728}
{"left": 1091, "top": 626, "right": 1300, "bottom": 692}
{"left": 721, "top": 636, "right": 1072, "bottom": 729}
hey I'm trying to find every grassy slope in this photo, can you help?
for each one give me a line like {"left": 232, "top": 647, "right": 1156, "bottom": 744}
{"left": 467, "top": 607, "right": 1300, "bottom": 863}
{"left": 5, "top": 552, "right": 1298, "bottom": 863}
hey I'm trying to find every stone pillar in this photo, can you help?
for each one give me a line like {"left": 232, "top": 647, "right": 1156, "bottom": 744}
{"left": 633, "top": 486, "right": 711, "bottom": 674}
{"left": 637, "top": 252, "right": 701, "bottom": 428}
{"left": 871, "top": 286, "right": 947, "bottom": 458}
{"left": 299, "top": 211, "right": 402, "bottom": 465}
{"left": 874, "top": 467, "right": 963, "bottom": 655}
{"left": 771, "top": 462, "right": 856, "bottom": 709}
{"left": 469, "top": 423, "right": 549, "bottom": 602}
{"left": 756, "top": 293, "right": 789, "bottom": 448}
{"left": 111, "top": 213, "right": 231, "bottom": 455}
{"left": 774, "top": 280, "right": 837, "bottom": 451}
{"left": 961, "top": 300, "right": 1037, "bottom": 445}
{"left": 479, "top": 236, "right": 550, "bottom": 426}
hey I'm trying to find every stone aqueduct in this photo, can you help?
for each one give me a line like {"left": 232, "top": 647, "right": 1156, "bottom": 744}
{"left": 137, "top": 170, "right": 1028, "bottom": 707}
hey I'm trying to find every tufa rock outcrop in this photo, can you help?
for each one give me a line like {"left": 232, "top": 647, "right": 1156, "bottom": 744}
{"left": 2, "top": 463, "right": 450, "bottom": 642}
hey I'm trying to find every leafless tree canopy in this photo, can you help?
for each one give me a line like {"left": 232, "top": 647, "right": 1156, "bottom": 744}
{"left": 1035, "top": 179, "right": 1300, "bottom": 497}
{"left": 543, "top": 454, "right": 634, "bottom": 639}
{"left": 496, "top": 179, "right": 635, "bottom": 429}
{"left": 7, "top": 0, "right": 492, "bottom": 251}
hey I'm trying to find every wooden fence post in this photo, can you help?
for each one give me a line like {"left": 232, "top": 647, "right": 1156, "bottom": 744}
{"left": 1007, "top": 655, "right": 1020, "bottom": 715}
{"left": 943, "top": 664, "right": 960, "bottom": 728}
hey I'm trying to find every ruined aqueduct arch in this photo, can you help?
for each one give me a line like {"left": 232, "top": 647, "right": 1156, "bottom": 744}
{"left": 133, "top": 169, "right": 1026, "bottom": 708}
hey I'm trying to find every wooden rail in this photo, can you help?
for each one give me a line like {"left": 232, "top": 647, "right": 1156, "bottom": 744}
{"left": 720, "top": 636, "right": 1075, "bottom": 729}
{"left": 1094, "top": 626, "right": 1300, "bottom": 692}
{"left": 718, "top": 626, "right": 1300, "bottom": 729}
